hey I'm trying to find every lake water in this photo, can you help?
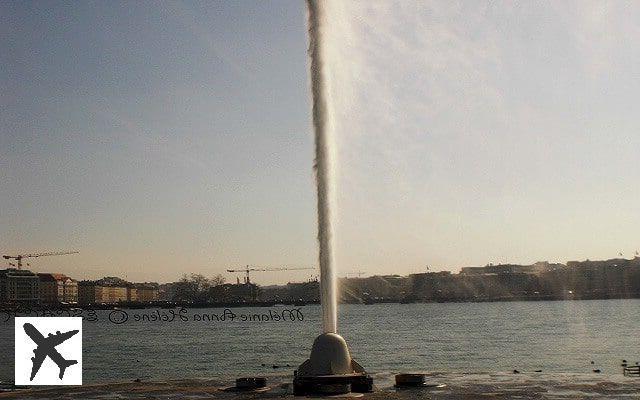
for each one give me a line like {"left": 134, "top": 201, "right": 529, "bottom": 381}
{"left": 1, "top": 299, "right": 638, "bottom": 384}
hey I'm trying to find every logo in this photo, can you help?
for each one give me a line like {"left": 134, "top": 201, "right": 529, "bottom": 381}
{"left": 14, "top": 317, "right": 82, "bottom": 385}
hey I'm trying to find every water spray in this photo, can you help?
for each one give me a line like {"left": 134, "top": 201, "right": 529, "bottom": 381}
{"left": 307, "top": 0, "right": 337, "bottom": 335}
{"left": 294, "top": 0, "right": 372, "bottom": 395}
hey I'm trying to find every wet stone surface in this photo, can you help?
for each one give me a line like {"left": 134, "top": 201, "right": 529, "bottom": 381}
{"left": 2, "top": 373, "right": 640, "bottom": 399}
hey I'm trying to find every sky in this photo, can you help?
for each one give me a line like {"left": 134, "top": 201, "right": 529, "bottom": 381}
{"left": 2, "top": 1, "right": 639, "bottom": 284}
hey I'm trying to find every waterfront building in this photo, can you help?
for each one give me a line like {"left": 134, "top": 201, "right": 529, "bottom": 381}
{"left": 99, "top": 285, "right": 128, "bottom": 303}
{"left": 461, "top": 262, "right": 565, "bottom": 275}
{"left": 38, "top": 273, "right": 78, "bottom": 304}
{"left": 78, "top": 277, "right": 158, "bottom": 304}
{"left": 127, "top": 286, "right": 138, "bottom": 302}
{"left": 78, "top": 279, "right": 128, "bottom": 304}
{"left": 0, "top": 269, "right": 40, "bottom": 306}
{"left": 135, "top": 283, "right": 159, "bottom": 302}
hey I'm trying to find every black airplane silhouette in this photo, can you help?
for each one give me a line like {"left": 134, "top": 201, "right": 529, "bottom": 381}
{"left": 23, "top": 323, "right": 79, "bottom": 380}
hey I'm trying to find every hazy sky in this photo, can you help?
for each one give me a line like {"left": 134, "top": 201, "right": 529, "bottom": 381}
{"left": 2, "top": 1, "right": 639, "bottom": 284}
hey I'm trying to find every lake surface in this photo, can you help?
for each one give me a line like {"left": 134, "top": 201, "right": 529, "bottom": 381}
{"left": 1, "top": 299, "right": 638, "bottom": 384}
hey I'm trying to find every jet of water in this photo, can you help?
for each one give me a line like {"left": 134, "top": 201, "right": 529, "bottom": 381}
{"left": 306, "top": 0, "right": 337, "bottom": 334}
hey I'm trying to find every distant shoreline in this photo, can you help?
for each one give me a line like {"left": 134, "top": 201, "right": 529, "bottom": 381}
{"left": 3, "top": 293, "right": 640, "bottom": 313}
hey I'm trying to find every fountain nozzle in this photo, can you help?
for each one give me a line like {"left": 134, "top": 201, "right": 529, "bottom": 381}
{"left": 294, "top": 333, "right": 372, "bottom": 395}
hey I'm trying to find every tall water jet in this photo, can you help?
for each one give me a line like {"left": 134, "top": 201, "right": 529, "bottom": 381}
{"left": 308, "top": 0, "right": 337, "bottom": 335}
{"left": 294, "top": 0, "right": 372, "bottom": 395}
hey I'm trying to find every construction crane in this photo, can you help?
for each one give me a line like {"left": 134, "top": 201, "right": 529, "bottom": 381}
{"left": 2, "top": 251, "right": 79, "bottom": 270}
{"left": 227, "top": 265, "right": 315, "bottom": 284}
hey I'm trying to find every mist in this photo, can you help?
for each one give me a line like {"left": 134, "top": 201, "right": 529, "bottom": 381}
{"left": 320, "top": 1, "right": 640, "bottom": 274}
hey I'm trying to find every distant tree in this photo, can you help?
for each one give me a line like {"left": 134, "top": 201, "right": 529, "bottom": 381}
{"left": 172, "top": 273, "right": 226, "bottom": 302}
{"left": 209, "top": 274, "right": 225, "bottom": 287}
{"left": 190, "top": 273, "right": 211, "bottom": 293}
{"left": 172, "top": 274, "right": 197, "bottom": 302}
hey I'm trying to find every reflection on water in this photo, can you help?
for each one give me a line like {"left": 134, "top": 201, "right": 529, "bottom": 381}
{"left": 1, "top": 299, "right": 638, "bottom": 384}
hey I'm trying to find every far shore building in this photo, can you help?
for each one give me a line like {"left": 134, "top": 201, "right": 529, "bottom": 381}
{"left": 0, "top": 269, "right": 40, "bottom": 306}
{"left": 567, "top": 257, "right": 640, "bottom": 270}
{"left": 461, "top": 262, "right": 565, "bottom": 275}
{"left": 134, "top": 283, "right": 159, "bottom": 302}
{"left": 126, "top": 283, "right": 159, "bottom": 302}
{"left": 79, "top": 278, "right": 128, "bottom": 305}
{"left": 127, "top": 285, "right": 138, "bottom": 302}
{"left": 38, "top": 273, "right": 78, "bottom": 304}
{"left": 78, "top": 277, "right": 159, "bottom": 304}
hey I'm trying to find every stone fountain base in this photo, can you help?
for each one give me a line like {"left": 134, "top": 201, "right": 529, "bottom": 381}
{"left": 293, "top": 333, "right": 373, "bottom": 395}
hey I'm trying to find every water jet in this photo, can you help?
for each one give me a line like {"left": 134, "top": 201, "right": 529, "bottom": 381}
{"left": 293, "top": 0, "right": 372, "bottom": 395}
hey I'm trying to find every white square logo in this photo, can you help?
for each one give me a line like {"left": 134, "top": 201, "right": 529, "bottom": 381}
{"left": 14, "top": 317, "right": 82, "bottom": 385}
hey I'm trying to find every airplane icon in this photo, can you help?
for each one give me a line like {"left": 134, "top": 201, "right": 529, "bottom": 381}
{"left": 23, "top": 323, "right": 79, "bottom": 381}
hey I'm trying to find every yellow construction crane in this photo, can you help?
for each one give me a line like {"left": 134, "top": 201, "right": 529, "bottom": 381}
{"left": 2, "top": 251, "right": 79, "bottom": 270}
{"left": 227, "top": 265, "right": 315, "bottom": 284}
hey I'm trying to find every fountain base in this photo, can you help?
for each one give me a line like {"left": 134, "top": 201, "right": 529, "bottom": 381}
{"left": 293, "top": 333, "right": 373, "bottom": 395}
